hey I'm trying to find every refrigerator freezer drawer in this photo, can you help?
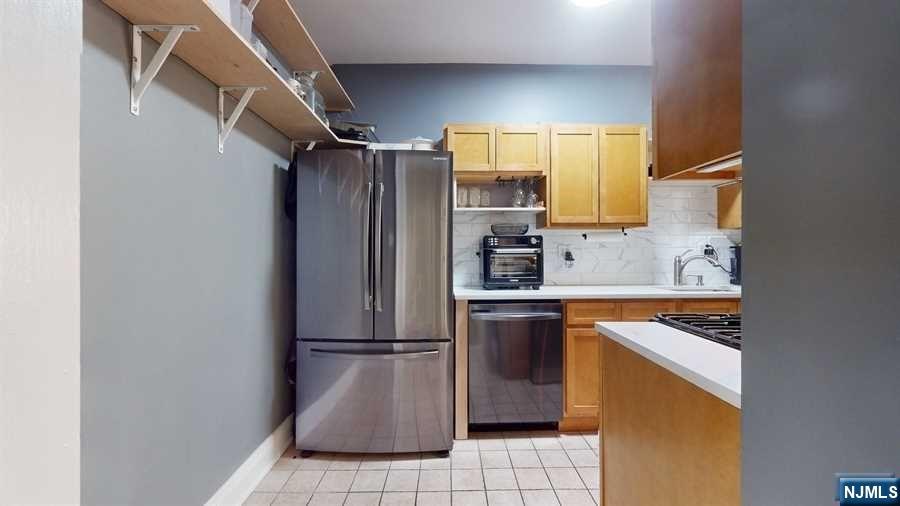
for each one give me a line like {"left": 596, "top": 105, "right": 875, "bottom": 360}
{"left": 296, "top": 340, "right": 453, "bottom": 453}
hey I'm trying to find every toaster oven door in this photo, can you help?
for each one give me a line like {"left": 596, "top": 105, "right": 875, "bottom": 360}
{"left": 485, "top": 249, "right": 542, "bottom": 280}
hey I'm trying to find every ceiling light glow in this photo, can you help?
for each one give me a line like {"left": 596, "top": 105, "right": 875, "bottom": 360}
{"left": 572, "top": 0, "right": 615, "bottom": 7}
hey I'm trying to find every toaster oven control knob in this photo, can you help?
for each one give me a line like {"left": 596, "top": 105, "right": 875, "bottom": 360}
{"left": 529, "top": 237, "right": 538, "bottom": 245}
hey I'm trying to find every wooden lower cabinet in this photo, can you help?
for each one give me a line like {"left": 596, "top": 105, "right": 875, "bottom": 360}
{"left": 560, "top": 298, "right": 738, "bottom": 432}
{"left": 602, "top": 336, "right": 740, "bottom": 505}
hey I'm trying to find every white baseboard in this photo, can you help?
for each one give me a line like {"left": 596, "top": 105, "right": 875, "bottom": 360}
{"left": 206, "top": 414, "right": 294, "bottom": 506}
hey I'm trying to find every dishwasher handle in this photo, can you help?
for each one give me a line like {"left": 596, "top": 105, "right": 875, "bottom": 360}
{"left": 470, "top": 312, "right": 562, "bottom": 322}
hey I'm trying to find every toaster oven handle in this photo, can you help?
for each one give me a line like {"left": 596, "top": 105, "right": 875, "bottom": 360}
{"left": 483, "top": 248, "right": 542, "bottom": 254}
{"left": 363, "top": 181, "right": 372, "bottom": 310}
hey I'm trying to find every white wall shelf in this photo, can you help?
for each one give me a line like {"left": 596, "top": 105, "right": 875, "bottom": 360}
{"left": 454, "top": 207, "right": 546, "bottom": 213}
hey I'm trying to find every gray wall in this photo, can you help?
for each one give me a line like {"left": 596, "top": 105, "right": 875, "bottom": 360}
{"left": 81, "top": 1, "right": 294, "bottom": 503}
{"left": 331, "top": 64, "right": 651, "bottom": 142}
{"left": 743, "top": 2, "right": 900, "bottom": 505}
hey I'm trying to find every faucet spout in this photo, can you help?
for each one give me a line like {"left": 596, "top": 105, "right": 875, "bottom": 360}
{"left": 674, "top": 251, "right": 724, "bottom": 286}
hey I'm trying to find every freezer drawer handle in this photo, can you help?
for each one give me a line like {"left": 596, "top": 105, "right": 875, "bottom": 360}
{"left": 470, "top": 312, "right": 562, "bottom": 321}
{"left": 310, "top": 348, "right": 439, "bottom": 360}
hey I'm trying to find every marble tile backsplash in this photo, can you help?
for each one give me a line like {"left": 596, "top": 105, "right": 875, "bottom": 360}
{"left": 453, "top": 180, "right": 742, "bottom": 287}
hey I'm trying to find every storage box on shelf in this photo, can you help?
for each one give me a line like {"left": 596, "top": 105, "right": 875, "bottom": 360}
{"left": 100, "top": 0, "right": 359, "bottom": 150}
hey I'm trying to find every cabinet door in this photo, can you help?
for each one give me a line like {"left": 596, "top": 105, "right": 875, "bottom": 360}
{"left": 550, "top": 125, "right": 599, "bottom": 224}
{"left": 678, "top": 299, "right": 739, "bottom": 314}
{"left": 566, "top": 301, "right": 620, "bottom": 326}
{"left": 717, "top": 182, "right": 742, "bottom": 229}
{"left": 564, "top": 328, "right": 601, "bottom": 419}
{"left": 598, "top": 125, "right": 648, "bottom": 224}
{"left": 445, "top": 124, "right": 495, "bottom": 172}
{"left": 496, "top": 124, "right": 548, "bottom": 173}
{"left": 652, "top": 0, "right": 741, "bottom": 179}
{"left": 620, "top": 300, "right": 678, "bottom": 322}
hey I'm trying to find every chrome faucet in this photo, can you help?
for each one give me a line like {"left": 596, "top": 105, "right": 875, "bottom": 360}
{"left": 674, "top": 246, "right": 725, "bottom": 286}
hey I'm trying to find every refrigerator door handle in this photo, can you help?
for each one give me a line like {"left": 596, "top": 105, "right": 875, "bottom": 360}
{"left": 363, "top": 181, "right": 373, "bottom": 310}
{"left": 374, "top": 181, "right": 385, "bottom": 312}
{"left": 309, "top": 348, "right": 439, "bottom": 360}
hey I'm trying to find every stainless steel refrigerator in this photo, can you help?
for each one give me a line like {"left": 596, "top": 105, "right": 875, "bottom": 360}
{"left": 294, "top": 149, "right": 453, "bottom": 454}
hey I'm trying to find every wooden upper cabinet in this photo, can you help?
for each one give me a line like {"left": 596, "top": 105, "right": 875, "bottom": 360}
{"left": 444, "top": 124, "right": 495, "bottom": 172}
{"left": 550, "top": 125, "right": 599, "bottom": 224}
{"left": 496, "top": 124, "right": 548, "bottom": 173}
{"left": 717, "top": 182, "right": 742, "bottom": 229}
{"left": 652, "top": 0, "right": 742, "bottom": 179}
{"left": 598, "top": 126, "right": 648, "bottom": 224}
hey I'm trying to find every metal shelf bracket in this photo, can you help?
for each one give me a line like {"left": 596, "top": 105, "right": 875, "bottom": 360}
{"left": 218, "top": 86, "right": 266, "bottom": 153}
{"left": 290, "top": 140, "right": 318, "bottom": 157}
{"left": 131, "top": 24, "right": 199, "bottom": 115}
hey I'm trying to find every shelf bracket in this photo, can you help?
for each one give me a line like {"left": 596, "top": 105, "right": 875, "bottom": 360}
{"left": 218, "top": 86, "right": 266, "bottom": 153}
{"left": 131, "top": 24, "right": 199, "bottom": 115}
{"left": 290, "top": 140, "right": 319, "bottom": 158}
{"left": 246, "top": 0, "right": 261, "bottom": 13}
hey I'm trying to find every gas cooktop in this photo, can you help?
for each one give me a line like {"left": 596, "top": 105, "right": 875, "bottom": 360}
{"left": 653, "top": 313, "right": 742, "bottom": 350}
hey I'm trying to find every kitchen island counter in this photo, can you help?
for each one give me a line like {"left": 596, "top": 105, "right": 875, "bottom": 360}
{"left": 454, "top": 285, "right": 741, "bottom": 301}
{"left": 594, "top": 321, "right": 741, "bottom": 408}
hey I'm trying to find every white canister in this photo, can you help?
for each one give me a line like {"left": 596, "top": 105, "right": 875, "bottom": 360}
{"left": 468, "top": 187, "right": 481, "bottom": 207}
{"left": 456, "top": 186, "right": 468, "bottom": 208}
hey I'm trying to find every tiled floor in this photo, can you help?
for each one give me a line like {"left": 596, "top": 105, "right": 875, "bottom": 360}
{"left": 245, "top": 431, "right": 601, "bottom": 506}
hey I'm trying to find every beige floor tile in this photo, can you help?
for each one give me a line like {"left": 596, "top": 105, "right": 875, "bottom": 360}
{"left": 545, "top": 468, "right": 585, "bottom": 490}
{"left": 420, "top": 454, "right": 452, "bottom": 469}
{"left": 483, "top": 468, "right": 517, "bottom": 491}
{"left": 565, "top": 450, "right": 599, "bottom": 467}
{"left": 589, "top": 489, "right": 600, "bottom": 505}
{"left": 344, "top": 492, "right": 381, "bottom": 505}
{"left": 575, "top": 468, "right": 599, "bottom": 490}
{"left": 390, "top": 455, "right": 421, "bottom": 470}
{"left": 282, "top": 447, "right": 300, "bottom": 459}
{"left": 522, "top": 490, "right": 560, "bottom": 506}
{"left": 452, "top": 491, "right": 489, "bottom": 506}
{"left": 350, "top": 470, "right": 387, "bottom": 492}
{"left": 416, "top": 491, "right": 451, "bottom": 505}
{"left": 328, "top": 454, "right": 361, "bottom": 470}
{"left": 307, "top": 492, "right": 346, "bottom": 505}
{"left": 283, "top": 470, "right": 325, "bottom": 493}
{"left": 474, "top": 436, "right": 507, "bottom": 451}
{"left": 486, "top": 490, "right": 525, "bottom": 506}
{"left": 537, "top": 450, "right": 573, "bottom": 468}
{"left": 272, "top": 457, "right": 301, "bottom": 471}
{"left": 359, "top": 455, "right": 393, "bottom": 470}
{"left": 243, "top": 492, "right": 276, "bottom": 505}
{"left": 255, "top": 470, "right": 293, "bottom": 492}
{"left": 272, "top": 493, "right": 312, "bottom": 506}
{"left": 451, "top": 451, "right": 482, "bottom": 469}
{"left": 418, "top": 469, "right": 451, "bottom": 492}
{"left": 480, "top": 451, "right": 512, "bottom": 469}
{"left": 380, "top": 491, "right": 416, "bottom": 505}
{"left": 315, "top": 470, "right": 355, "bottom": 493}
{"left": 452, "top": 469, "right": 486, "bottom": 490}
{"left": 557, "top": 434, "right": 590, "bottom": 451}
{"left": 453, "top": 439, "right": 479, "bottom": 451}
{"left": 513, "top": 468, "right": 551, "bottom": 490}
{"left": 297, "top": 454, "right": 333, "bottom": 470}
{"left": 503, "top": 436, "right": 533, "bottom": 450}
{"left": 555, "top": 489, "right": 595, "bottom": 506}
{"left": 384, "top": 469, "right": 419, "bottom": 492}
{"left": 578, "top": 432, "right": 600, "bottom": 450}
{"left": 530, "top": 435, "right": 563, "bottom": 451}
{"left": 508, "top": 450, "right": 541, "bottom": 468}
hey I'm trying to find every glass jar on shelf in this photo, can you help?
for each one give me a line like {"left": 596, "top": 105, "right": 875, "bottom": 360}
{"left": 511, "top": 180, "right": 526, "bottom": 207}
{"left": 456, "top": 186, "right": 468, "bottom": 208}
{"left": 480, "top": 188, "right": 491, "bottom": 207}
{"left": 468, "top": 186, "right": 481, "bottom": 207}
{"left": 526, "top": 178, "right": 539, "bottom": 208}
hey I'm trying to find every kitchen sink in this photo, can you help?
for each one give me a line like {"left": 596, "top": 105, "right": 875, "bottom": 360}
{"left": 664, "top": 286, "right": 737, "bottom": 292}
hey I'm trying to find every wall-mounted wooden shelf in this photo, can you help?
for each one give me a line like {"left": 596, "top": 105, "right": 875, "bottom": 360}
{"left": 101, "top": 0, "right": 358, "bottom": 146}
{"left": 251, "top": 0, "right": 353, "bottom": 112}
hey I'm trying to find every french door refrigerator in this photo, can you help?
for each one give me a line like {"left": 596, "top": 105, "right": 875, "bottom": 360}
{"left": 295, "top": 149, "right": 453, "bottom": 454}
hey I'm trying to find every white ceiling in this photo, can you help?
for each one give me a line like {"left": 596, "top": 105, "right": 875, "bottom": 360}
{"left": 290, "top": 0, "right": 651, "bottom": 66}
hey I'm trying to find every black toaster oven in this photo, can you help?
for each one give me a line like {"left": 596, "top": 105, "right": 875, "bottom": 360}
{"left": 480, "top": 235, "right": 544, "bottom": 289}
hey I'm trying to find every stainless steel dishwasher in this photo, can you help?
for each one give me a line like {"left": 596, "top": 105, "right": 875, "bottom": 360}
{"left": 468, "top": 302, "right": 563, "bottom": 427}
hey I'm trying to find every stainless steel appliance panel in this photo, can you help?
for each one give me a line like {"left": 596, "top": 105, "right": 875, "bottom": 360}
{"left": 373, "top": 150, "right": 453, "bottom": 341}
{"left": 295, "top": 340, "right": 453, "bottom": 453}
{"left": 297, "top": 150, "right": 374, "bottom": 341}
{"left": 468, "top": 302, "right": 563, "bottom": 424}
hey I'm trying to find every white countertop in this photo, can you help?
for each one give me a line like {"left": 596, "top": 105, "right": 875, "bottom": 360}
{"left": 454, "top": 285, "right": 741, "bottom": 300}
{"left": 595, "top": 322, "right": 741, "bottom": 408}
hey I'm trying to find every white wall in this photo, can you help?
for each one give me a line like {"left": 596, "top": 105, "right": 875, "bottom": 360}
{"left": 454, "top": 180, "right": 741, "bottom": 286}
{"left": 0, "top": 1, "right": 82, "bottom": 504}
